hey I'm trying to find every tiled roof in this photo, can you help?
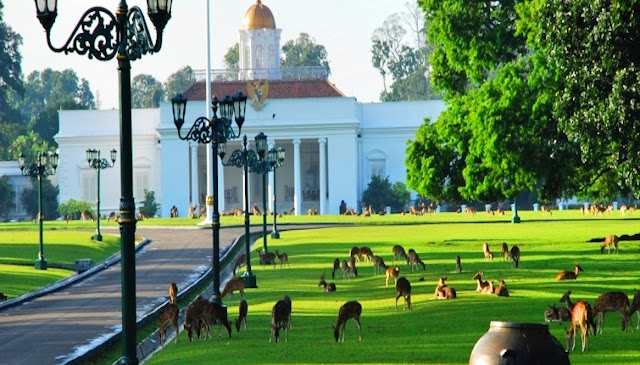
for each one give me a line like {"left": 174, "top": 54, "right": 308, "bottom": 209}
{"left": 181, "top": 79, "right": 345, "bottom": 100}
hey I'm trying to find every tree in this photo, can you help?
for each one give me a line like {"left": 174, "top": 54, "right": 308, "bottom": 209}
{"left": 0, "top": 176, "right": 15, "bottom": 221}
{"left": 361, "top": 175, "right": 410, "bottom": 213}
{"left": 132, "top": 74, "right": 164, "bottom": 108}
{"left": 21, "top": 178, "right": 59, "bottom": 220}
{"left": 164, "top": 66, "right": 195, "bottom": 100}
{"left": 224, "top": 43, "right": 239, "bottom": 71}
{"left": 58, "top": 199, "right": 93, "bottom": 220}
{"left": 281, "top": 33, "right": 331, "bottom": 75}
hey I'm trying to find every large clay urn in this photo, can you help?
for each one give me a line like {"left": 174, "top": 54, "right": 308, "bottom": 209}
{"left": 469, "top": 321, "right": 570, "bottom": 365}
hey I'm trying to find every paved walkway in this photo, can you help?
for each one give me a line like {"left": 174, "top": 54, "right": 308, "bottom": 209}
{"left": 0, "top": 226, "right": 251, "bottom": 365}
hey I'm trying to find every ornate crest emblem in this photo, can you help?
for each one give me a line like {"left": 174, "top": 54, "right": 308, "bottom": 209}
{"left": 247, "top": 80, "right": 269, "bottom": 110}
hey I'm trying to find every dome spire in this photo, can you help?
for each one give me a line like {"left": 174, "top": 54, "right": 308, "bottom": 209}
{"left": 243, "top": 0, "right": 275, "bottom": 30}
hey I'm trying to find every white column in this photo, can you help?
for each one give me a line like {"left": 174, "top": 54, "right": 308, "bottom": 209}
{"left": 293, "top": 138, "right": 302, "bottom": 216}
{"left": 201, "top": 0, "right": 214, "bottom": 225}
{"left": 318, "top": 138, "right": 327, "bottom": 215}
{"left": 217, "top": 157, "right": 225, "bottom": 212}
{"left": 268, "top": 140, "right": 275, "bottom": 213}
{"left": 190, "top": 143, "right": 198, "bottom": 206}
{"left": 243, "top": 165, "right": 251, "bottom": 213}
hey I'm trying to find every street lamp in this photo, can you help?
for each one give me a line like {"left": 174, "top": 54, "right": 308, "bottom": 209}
{"left": 218, "top": 133, "right": 267, "bottom": 288}
{"left": 171, "top": 92, "right": 247, "bottom": 303}
{"left": 268, "top": 147, "right": 286, "bottom": 239}
{"left": 34, "top": 1, "right": 172, "bottom": 363}
{"left": 18, "top": 151, "right": 59, "bottom": 270}
{"left": 86, "top": 148, "right": 117, "bottom": 241}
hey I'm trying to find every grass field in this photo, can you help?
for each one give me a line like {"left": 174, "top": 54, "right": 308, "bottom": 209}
{"left": 142, "top": 214, "right": 640, "bottom": 365}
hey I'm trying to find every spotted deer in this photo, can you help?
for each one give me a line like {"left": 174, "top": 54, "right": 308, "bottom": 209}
{"left": 544, "top": 304, "right": 572, "bottom": 323}
{"left": 221, "top": 277, "right": 246, "bottom": 301}
{"left": 270, "top": 296, "right": 292, "bottom": 342}
{"left": 395, "top": 277, "right": 412, "bottom": 311}
{"left": 274, "top": 249, "right": 290, "bottom": 268}
{"left": 473, "top": 271, "right": 494, "bottom": 294}
{"left": 333, "top": 301, "right": 362, "bottom": 342}
{"left": 592, "top": 291, "right": 631, "bottom": 333}
{"left": 392, "top": 244, "right": 407, "bottom": 264}
{"left": 494, "top": 279, "right": 509, "bottom": 297}
{"left": 560, "top": 291, "right": 596, "bottom": 335}
{"left": 567, "top": 300, "right": 593, "bottom": 352}
{"left": 107, "top": 211, "right": 118, "bottom": 222}
{"left": 232, "top": 254, "right": 246, "bottom": 276}
{"left": 407, "top": 249, "right": 426, "bottom": 271}
{"left": 434, "top": 276, "right": 456, "bottom": 299}
{"left": 158, "top": 283, "right": 179, "bottom": 346}
{"left": 385, "top": 265, "right": 400, "bottom": 287}
{"left": 168, "top": 282, "right": 178, "bottom": 304}
{"left": 359, "top": 247, "right": 374, "bottom": 263}
{"left": 183, "top": 296, "right": 210, "bottom": 342}
{"left": 482, "top": 242, "right": 493, "bottom": 261}
{"left": 235, "top": 299, "right": 248, "bottom": 332}
{"left": 601, "top": 234, "right": 619, "bottom": 254}
{"left": 81, "top": 210, "right": 95, "bottom": 222}
{"left": 510, "top": 245, "right": 520, "bottom": 268}
{"left": 256, "top": 249, "right": 277, "bottom": 269}
{"left": 318, "top": 272, "right": 337, "bottom": 292}
{"left": 556, "top": 264, "right": 583, "bottom": 281}
{"left": 500, "top": 242, "right": 510, "bottom": 261}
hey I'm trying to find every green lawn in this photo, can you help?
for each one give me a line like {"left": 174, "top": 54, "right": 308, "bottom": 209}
{"left": 145, "top": 215, "right": 640, "bottom": 364}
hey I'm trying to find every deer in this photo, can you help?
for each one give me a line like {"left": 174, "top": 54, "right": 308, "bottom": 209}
{"left": 373, "top": 255, "right": 387, "bottom": 276}
{"left": 482, "top": 242, "right": 493, "bottom": 261}
{"left": 455, "top": 255, "right": 462, "bottom": 273}
{"left": 257, "top": 249, "right": 277, "bottom": 269}
{"left": 107, "top": 211, "right": 118, "bottom": 222}
{"left": 434, "top": 276, "right": 456, "bottom": 299}
{"left": 349, "top": 255, "right": 358, "bottom": 277}
{"left": 541, "top": 205, "right": 552, "bottom": 216}
{"left": 81, "top": 210, "right": 95, "bottom": 222}
{"left": 465, "top": 206, "right": 476, "bottom": 216}
{"left": 510, "top": 245, "right": 520, "bottom": 268}
{"left": 184, "top": 296, "right": 211, "bottom": 342}
{"left": 331, "top": 258, "right": 340, "bottom": 279}
{"left": 407, "top": 249, "right": 426, "bottom": 271}
{"left": 544, "top": 304, "right": 572, "bottom": 323}
{"left": 341, "top": 260, "right": 355, "bottom": 280}
{"left": 359, "top": 247, "right": 374, "bottom": 263}
{"left": 500, "top": 242, "right": 510, "bottom": 261}
{"left": 333, "top": 301, "right": 362, "bottom": 342}
{"left": 203, "top": 300, "right": 233, "bottom": 339}
{"left": 158, "top": 283, "right": 179, "bottom": 346}
{"left": 274, "top": 249, "right": 290, "bottom": 268}
{"left": 560, "top": 291, "right": 596, "bottom": 335}
{"left": 235, "top": 299, "right": 248, "bottom": 332}
{"left": 221, "top": 277, "right": 245, "bottom": 301}
{"left": 349, "top": 246, "right": 361, "bottom": 264}
{"left": 629, "top": 290, "right": 640, "bottom": 330}
{"left": 168, "top": 282, "right": 178, "bottom": 304}
{"left": 318, "top": 272, "right": 336, "bottom": 292}
{"left": 494, "top": 279, "right": 509, "bottom": 297}
{"left": 601, "top": 234, "right": 619, "bottom": 254}
{"left": 170, "top": 205, "right": 178, "bottom": 218}
{"left": 567, "top": 300, "right": 593, "bottom": 352}
{"left": 392, "top": 244, "right": 407, "bottom": 264}
{"left": 232, "top": 254, "right": 246, "bottom": 276}
{"left": 473, "top": 271, "right": 494, "bottom": 294}
{"left": 592, "top": 291, "right": 631, "bottom": 334}
{"left": 270, "top": 296, "right": 292, "bottom": 342}
{"left": 556, "top": 263, "right": 583, "bottom": 281}
{"left": 0, "top": 292, "right": 7, "bottom": 302}
{"left": 385, "top": 265, "right": 400, "bottom": 287}
{"left": 395, "top": 277, "right": 412, "bottom": 311}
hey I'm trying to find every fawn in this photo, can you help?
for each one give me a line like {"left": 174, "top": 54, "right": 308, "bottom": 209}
{"left": 333, "top": 301, "right": 362, "bottom": 342}
{"left": 235, "top": 299, "right": 248, "bottom": 332}
{"left": 434, "top": 276, "right": 456, "bottom": 299}
{"left": 270, "top": 296, "right": 292, "bottom": 342}
{"left": 494, "top": 279, "right": 509, "bottom": 297}
{"left": 545, "top": 304, "right": 572, "bottom": 323}
{"left": 592, "top": 291, "right": 631, "bottom": 333}
{"left": 331, "top": 258, "right": 340, "bottom": 279}
{"left": 232, "top": 254, "right": 246, "bottom": 276}
{"left": 221, "top": 277, "right": 246, "bottom": 301}
{"left": 482, "top": 242, "right": 493, "bottom": 261}
{"left": 256, "top": 249, "right": 277, "bottom": 269}
{"left": 556, "top": 264, "right": 583, "bottom": 281}
{"left": 81, "top": 210, "right": 95, "bottom": 222}
{"left": 500, "top": 242, "right": 510, "bottom": 261}
{"left": 274, "top": 249, "right": 290, "bottom": 268}
{"left": 158, "top": 283, "right": 179, "bottom": 346}
{"left": 392, "top": 244, "right": 407, "bottom": 264}
{"left": 510, "top": 245, "right": 520, "bottom": 268}
{"left": 395, "top": 277, "right": 412, "bottom": 311}
{"left": 373, "top": 256, "right": 387, "bottom": 276}
{"left": 568, "top": 300, "right": 594, "bottom": 352}
{"left": 407, "top": 249, "right": 426, "bottom": 271}
{"left": 601, "top": 234, "right": 619, "bottom": 254}
{"left": 319, "top": 272, "right": 337, "bottom": 292}
{"left": 473, "top": 271, "right": 494, "bottom": 294}
{"left": 385, "top": 266, "right": 400, "bottom": 287}
{"left": 455, "top": 255, "right": 462, "bottom": 273}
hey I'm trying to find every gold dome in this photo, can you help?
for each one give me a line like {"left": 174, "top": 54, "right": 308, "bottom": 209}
{"left": 243, "top": 0, "right": 276, "bottom": 30}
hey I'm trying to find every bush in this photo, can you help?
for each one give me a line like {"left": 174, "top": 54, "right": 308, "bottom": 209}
{"left": 21, "top": 178, "right": 59, "bottom": 220}
{"left": 361, "top": 175, "right": 411, "bottom": 213}
{"left": 140, "top": 189, "right": 159, "bottom": 217}
{"left": 58, "top": 199, "right": 93, "bottom": 219}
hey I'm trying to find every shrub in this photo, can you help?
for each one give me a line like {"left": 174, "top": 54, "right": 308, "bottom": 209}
{"left": 361, "top": 175, "right": 411, "bottom": 213}
{"left": 140, "top": 189, "right": 159, "bottom": 217}
{"left": 58, "top": 199, "right": 93, "bottom": 219}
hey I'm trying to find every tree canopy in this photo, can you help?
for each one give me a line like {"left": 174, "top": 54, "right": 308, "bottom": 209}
{"left": 281, "top": 32, "right": 331, "bottom": 74}
{"left": 164, "top": 66, "right": 195, "bottom": 101}
{"left": 132, "top": 74, "right": 164, "bottom": 108}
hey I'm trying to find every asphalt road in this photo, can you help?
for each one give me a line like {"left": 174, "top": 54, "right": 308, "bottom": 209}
{"left": 0, "top": 226, "right": 248, "bottom": 365}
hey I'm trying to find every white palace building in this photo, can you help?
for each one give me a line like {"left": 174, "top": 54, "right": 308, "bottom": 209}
{"left": 3, "top": 1, "right": 446, "bottom": 220}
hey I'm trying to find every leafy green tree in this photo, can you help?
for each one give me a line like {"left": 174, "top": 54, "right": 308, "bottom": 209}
{"left": 0, "top": 176, "right": 15, "bottom": 221}
{"left": 8, "top": 131, "right": 50, "bottom": 162}
{"left": 164, "top": 66, "right": 195, "bottom": 100}
{"left": 391, "top": 181, "right": 412, "bottom": 212}
{"left": 224, "top": 43, "right": 239, "bottom": 71}
{"left": 132, "top": 74, "right": 164, "bottom": 108}
{"left": 361, "top": 175, "right": 410, "bottom": 213}
{"left": 281, "top": 33, "right": 331, "bottom": 75}
{"left": 19, "top": 69, "right": 94, "bottom": 119}
{"left": 21, "top": 178, "right": 59, "bottom": 220}
{"left": 58, "top": 199, "right": 93, "bottom": 220}
{"left": 140, "top": 189, "right": 159, "bottom": 218}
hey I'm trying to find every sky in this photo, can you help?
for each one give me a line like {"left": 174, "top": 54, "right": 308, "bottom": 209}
{"left": 5, "top": 0, "right": 411, "bottom": 110}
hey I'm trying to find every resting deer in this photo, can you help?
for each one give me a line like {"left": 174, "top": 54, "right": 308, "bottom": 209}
{"left": 455, "top": 255, "right": 462, "bottom": 273}
{"left": 232, "top": 254, "right": 246, "bottom": 276}
{"left": 556, "top": 264, "right": 583, "bottom": 281}
{"left": 333, "top": 301, "right": 362, "bottom": 342}
{"left": 395, "top": 277, "right": 412, "bottom": 311}
{"left": 392, "top": 244, "right": 407, "bottom": 264}
{"left": 473, "top": 271, "right": 494, "bottom": 294}
{"left": 592, "top": 291, "right": 631, "bottom": 333}
{"left": 601, "top": 234, "right": 619, "bottom": 254}
{"left": 544, "top": 304, "right": 572, "bottom": 323}
{"left": 494, "top": 279, "right": 509, "bottom": 297}
{"left": 319, "top": 272, "right": 336, "bottom": 292}
{"left": 81, "top": 210, "right": 95, "bottom": 222}
{"left": 510, "top": 245, "right": 520, "bottom": 268}
{"left": 373, "top": 256, "right": 387, "bottom": 276}
{"left": 221, "top": 277, "right": 246, "bottom": 301}
{"left": 434, "top": 276, "right": 456, "bottom": 299}
{"left": 274, "top": 249, "right": 290, "bottom": 268}
{"left": 235, "top": 299, "right": 248, "bottom": 332}
{"left": 482, "top": 242, "right": 493, "bottom": 261}
{"left": 568, "top": 300, "right": 593, "bottom": 352}
{"left": 407, "top": 249, "right": 426, "bottom": 271}
{"left": 385, "top": 266, "right": 400, "bottom": 287}
{"left": 500, "top": 242, "right": 510, "bottom": 261}
{"left": 158, "top": 283, "right": 179, "bottom": 346}
{"left": 257, "top": 249, "right": 277, "bottom": 269}
{"left": 331, "top": 258, "right": 340, "bottom": 279}
{"left": 270, "top": 296, "right": 292, "bottom": 342}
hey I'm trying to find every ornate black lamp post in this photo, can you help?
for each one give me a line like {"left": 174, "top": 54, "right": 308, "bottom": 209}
{"left": 18, "top": 151, "right": 58, "bottom": 270}
{"left": 86, "top": 148, "right": 117, "bottom": 241}
{"left": 33, "top": 1, "right": 172, "bottom": 363}
{"left": 268, "top": 147, "right": 285, "bottom": 239}
{"left": 171, "top": 92, "right": 247, "bottom": 304}
{"left": 219, "top": 133, "right": 267, "bottom": 288}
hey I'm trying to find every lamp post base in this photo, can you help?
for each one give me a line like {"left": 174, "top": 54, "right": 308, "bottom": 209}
{"left": 34, "top": 258, "right": 47, "bottom": 270}
{"left": 511, "top": 215, "right": 521, "bottom": 224}
{"left": 271, "top": 231, "right": 280, "bottom": 239}
{"left": 241, "top": 271, "right": 257, "bottom": 288}
{"left": 93, "top": 233, "right": 103, "bottom": 241}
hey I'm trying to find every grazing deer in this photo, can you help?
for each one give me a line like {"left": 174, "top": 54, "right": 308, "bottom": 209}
{"left": 0, "top": 292, "right": 7, "bottom": 302}
{"left": 544, "top": 304, "right": 572, "bottom": 323}
{"left": 601, "top": 234, "right": 619, "bottom": 254}
{"left": 221, "top": 277, "right": 246, "bottom": 301}
{"left": 341, "top": 260, "right": 355, "bottom": 280}
{"left": 373, "top": 256, "right": 387, "bottom": 276}
{"left": 274, "top": 249, "right": 290, "bottom": 268}
{"left": 270, "top": 296, "right": 292, "bottom": 342}
{"left": 107, "top": 211, "right": 118, "bottom": 222}
{"left": 455, "top": 255, "right": 462, "bottom": 273}
{"left": 81, "top": 210, "right": 95, "bottom": 222}
{"left": 629, "top": 290, "right": 640, "bottom": 330}
{"left": 232, "top": 254, "right": 246, "bottom": 276}
{"left": 392, "top": 244, "right": 407, "bottom": 264}
{"left": 158, "top": 303, "right": 179, "bottom": 346}
{"left": 333, "top": 301, "right": 362, "bottom": 342}
{"left": 556, "top": 264, "right": 584, "bottom": 281}
{"left": 494, "top": 279, "right": 509, "bottom": 297}
{"left": 568, "top": 300, "right": 593, "bottom": 352}
{"left": 349, "top": 256, "right": 358, "bottom": 277}
{"left": 235, "top": 299, "right": 248, "bottom": 332}
{"left": 349, "top": 246, "right": 361, "bottom": 264}
{"left": 331, "top": 258, "right": 340, "bottom": 279}
{"left": 592, "top": 291, "right": 631, "bottom": 334}
{"left": 434, "top": 276, "right": 456, "bottom": 299}
{"left": 385, "top": 266, "right": 400, "bottom": 287}
{"left": 395, "top": 277, "right": 412, "bottom": 311}
{"left": 204, "top": 301, "right": 232, "bottom": 339}
{"left": 184, "top": 296, "right": 210, "bottom": 342}
{"left": 510, "top": 245, "right": 520, "bottom": 268}
{"left": 541, "top": 205, "right": 552, "bottom": 216}
{"left": 465, "top": 206, "right": 476, "bottom": 216}
{"left": 500, "top": 242, "right": 510, "bottom": 261}
{"left": 319, "top": 272, "right": 337, "bottom": 292}
{"left": 168, "top": 282, "right": 178, "bottom": 305}
{"left": 359, "top": 247, "right": 374, "bottom": 263}
{"left": 482, "top": 242, "right": 493, "bottom": 261}
{"left": 256, "top": 249, "right": 277, "bottom": 269}
{"left": 407, "top": 249, "right": 426, "bottom": 271}
{"left": 473, "top": 271, "right": 494, "bottom": 294}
